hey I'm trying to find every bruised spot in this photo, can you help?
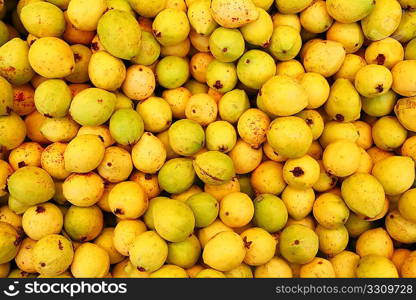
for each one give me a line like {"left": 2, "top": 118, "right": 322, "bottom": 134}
{"left": 305, "top": 118, "right": 313, "bottom": 125}
{"left": 145, "top": 173, "right": 152, "bottom": 180}
{"left": 166, "top": 120, "right": 172, "bottom": 126}
{"left": 15, "top": 92, "right": 25, "bottom": 102}
{"left": 97, "top": 99, "right": 103, "bottom": 103}
{"left": 290, "top": 167, "right": 304, "bottom": 177}
{"left": 74, "top": 53, "right": 81, "bottom": 62}
{"left": 218, "top": 145, "right": 228, "bottom": 152}
{"left": 192, "top": 109, "right": 196, "bottom": 113}
{"left": 225, "top": 212, "right": 229, "bottom": 216}
{"left": 58, "top": 240, "right": 63, "bottom": 250}
{"left": 139, "top": 68, "right": 143, "bottom": 72}
{"left": 335, "top": 114, "right": 344, "bottom": 122}
{"left": 107, "top": 162, "right": 112, "bottom": 167}
{"left": 36, "top": 206, "right": 45, "bottom": 213}
{"left": 243, "top": 236, "right": 252, "bottom": 249}
{"left": 114, "top": 208, "right": 124, "bottom": 215}
{"left": 18, "top": 161, "right": 27, "bottom": 168}
{"left": 294, "top": 240, "right": 300, "bottom": 245}
{"left": 390, "top": 214, "right": 394, "bottom": 219}
{"left": 137, "top": 266, "right": 146, "bottom": 272}
{"left": 245, "top": 59, "right": 250, "bottom": 64}
{"left": 213, "top": 80, "right": 223, "bottom": 90}
{"left": 222, "top": 48, "right": 228, "bottom": 53}
{"left": 40, "top": 262, "right": 46, "bottom": 267}
{"left": 376, "top": 54, "right": 386, "bottom": 65}
{"left": 153, "top": 30, "right": 161, "bottom": 38}
{"left": 98, "top": 135, "right": 105, "bottom": 142}
{"left": 376, "top": 84, "right": 384, "bottom": 93}
{"left": 318, "top": 261, "right": 323, "bottom": 265}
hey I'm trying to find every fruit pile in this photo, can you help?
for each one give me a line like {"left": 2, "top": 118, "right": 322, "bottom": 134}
{"left": 0, "top": 0, "right": 416, "bottom": 279}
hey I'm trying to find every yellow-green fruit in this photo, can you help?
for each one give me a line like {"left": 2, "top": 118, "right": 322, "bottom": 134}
{"left": 184, "top": 80, "right": 208, "bottom": 95}
{"left": 20, "top": 2, "right": 65, "bottom": 37}
{"left": 392, "top": 60, "right": 416, "bottom": 97}
{"left": 313, "top": 193, "right": 349, "bottom": 229}
{"left": 405, "top": 38, "right": 416, "bottom": 60}
{"left": 327, "top": 22, "right": 364, "bottom": 53}
{"left": 237, "top": 50, "right": 276, "bottom": 90}
{"left": 152, "top": 8, "right": 190, "bottom": 46}
{"left": 267, "top": 117, "right": 313, "bottom": 159}
{"left": 224, "top": 263, "right": 253, "bottom": 278}
{"left": 356, "top": 228, "right": 393, "bottom": 258}
{"left": 97, "top": 9, "right": 141, "bottom": 60}
{"left": 361, "top": 0, "right": 402, "bottom": 41}
{"left": 131, "top": 32, "right": 161, "bottom": 66}
{"left": 341, "top": 173, "right": 385, "bottom": 218}
{"left": 156, "top": 56, "right": 189, "bottom": 89}
{"left": 67, "top": 0, "right": 107, "bottom": 31}
{"left": 206, "top": 59, "right": 237, "bottom": 93}
{"left": 296, "top": 110, "right": 324, "bottom": 141}
{"left": 391, "top": 10, "right": 416, "bottom": 43}
{"left": 71, "top": 242, "right": 110, "bottom": 278}
{"left": 209, "top": 27, "right": 244, "bottom": 63}
{"left": 8, "top": 142, "right": 42, "bottom": 171}
{"left": 356, "top": 255, "right": 398, "bottom": 278}
{"left": 240, "top": 8, "right": 273, "bottom": 47}
{"left": 211, "top": 0, "right": 259, "bottom": 28}
{"left": 150, "top": 265, "right": 188, "bottom": 278}
{"left": 93, "top": 228, "right": 124, "bottom": 264}
{"left": 303, "top": 40, "right": 346, "bottom": 77}
{"left": 185, "top": 93, "right": 218, "bottom": 126}
{"left": 325, "top": 78, "right": 362, "bottom": 122}
{"left": 22, "top": 203, "right": 63, "bottom": 240}
{"left": 8, "top": 196, "right": 31, "bottom": 215}
{"left": 0, "top": 76, "right": 13, "bottom": 116}
{"left": 8, "top": 166, "right": 55, "bottom": 206}
{"left": 240, "top": 227, "right": 276, "bottom": 266}
{"left": 319, "top": 121, "right": 359, "bottom": 148}
{"left": 0, "top": 222, "right": 21, "bottom": 264}
{"left": 372, "top": 116, "right": 407, "bottom": 150}
{"left": 301, "top": 72, "right": 330, "bottom": 109}
{"left": 329, "top": 251, "right": 360, "bottom": 278}
{"left": 276, "top": 0, "right": 313, "bottom": 14}
{"left": 254, "top": 257, "right": 293, "bottom": 278}
{"left": 88, "top": 51, "right": 126, "bottom": 91}
{"left": 39, "top": 116, "right": 79, "bottom": 143}
{"left": 129, "top": 231, "right": 168, "bottom": 273}
{"left": 300, "top": 1, "right": 333, "bottom": 34}
{"left": 137, "top": 97, "right": 172, "bottom": 133}
{"left": 316, "top": 224, "right": 349, "bottom": 256}
{"left": 218, "top": 89, "right": 250, "bottom": 123}
{"left": 64, "top": 134, "right": 105, "bottom": 173}
{"left": 28, "top": 37, "right": 74, "bottom": 78}
{"left": 323, "top": 140, "right": 361, "bottom": 177}
{"left": 131, "top": 132, "right": 166, "bottom": 174}
{"left": 195, "top": 268, "right": 226, "bottom": 278}
{"left": 362, "top": 90, "right": 397, "bottom": 117}
{"left": 237, "top": 108, "right": 269, "bottom": 147}
{"left": 34, "top": 79, "right": 72, "bottom": 118}
{"left": 282, "top": 186, "right": 314, "bottom": 221}
{"left": 97, "top": 146, "right": 133, "bottom": 183}
{"left": 373, "top": 156, "right": 414, "bottom": 196}
{"left": 15, "top": 238, "right": 36, "bottom": 273}
{"left": 283, "top": 155, "right": 320, "bottom": 190}
{"left": 0, "top": 205, "right": 22, "bottom": 230}
{"left": 398, "top": 189, "right": 416, "bottom": 223}
{"left": 158, "top": 158, "right": 195, "bottom": 194}
{"left": 395, "top": 97, "right": 416, "bottom": 132}
{"left": 167, "top": 234, "right": 201, "bottom": 268}
{"left": 326, "top": 0, "right": 375, "bottom": 23}
{"left": 269, "top": 26, "right": 302, "bottom": 61}
{"left": 355, "top": 64, "right": 392, "bottom": 98}
{"left": 202, "top": 231, "right": 246, "bottom": 271}
{"left": 168, "top": 119, "right": 204, "bottom": 156}
{"left": 365, "top": 38, "right": 404, "bottom": 69}
{"left": 300, "top": 257, "right": 336, "bottom": 278}
{"left": 0, "top": 38, "right": 34, "bottom": 85}
{"left": 186, "top": 193, "right": 219, "bottom": 228}
{"left": 334, "top": 54, "right": 367, "bottom": 82}
{"left": 345, "top": 213, "right": 374, "bottom": 238}
{"left": 113, "top": 220, "right": 146, "bottom": 256}
{"left": 64, "top": 205, "right": 103, "bottom": 242}
{"left": 194, "top": 151, "right": 235, "bottom": 185}
{"left": 109, "top": 108, "right": 144, "bottom": 146}
{"left": 253, "top": 194, "right": 288, "bottom": 232}
{"left": 32, "top": 234, "right": 73, "bottom": 276}
{"left": 153, "top": 198, "right": 195, "bottom": 242}
{"left": 279, "top": 224, "right": 319, "bottom": 264}
{"left": 0, "top": 112, "right": 26, "bottom": 150}
{"left": 386, "top": 210, "right": 416, "bottom": 244}
{"left": 205, "top": 121, "right": 236, "bottom": 153}
{"left": 261, "top": 75, "right": 308, "bottom": 116}
{"left": 108, "top": 181, "right": 148, "bottom": 219}
{"left": 187, "top": 0, "right": 218, "bottom": 35}
{"left": 129, "top": 0, "right": 165, "bottom": 17}
{"left": 250, "top": 161, "right": 286, "bottom": 195}
{"left": 219, "top": 192, "right": 253, "bottom": 228}
{"left": 63, "top": 172, "right": 104, "bottom": 207}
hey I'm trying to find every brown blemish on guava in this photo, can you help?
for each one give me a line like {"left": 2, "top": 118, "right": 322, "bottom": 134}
{"left": 58, "top": 240, "right": 63, "bottom": 250}
{"left": 376, "top": 84, "right": 384, "bottom": 93}
{"left": 335, "top": 114, "right": 344, "bottom": 122}
{"left": 213, "top": 80, "right": 223, "bottom": 90}
{"left": 18, "top": 161, "right": 26, "bottom": 168}
{"left": 243, "top": 236, "right": 252, "bottom": 249}
{"left": 290, "top": 167, "right": 304, "bottom": 177}
{"left": 376, "top": 54, "right": 386, "bottom": 65}
{"left": 36, "top": 206, "right": 45, "bottom": 213}
{"left": 114, "top": 208, "right": 124, "bottom": 215}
